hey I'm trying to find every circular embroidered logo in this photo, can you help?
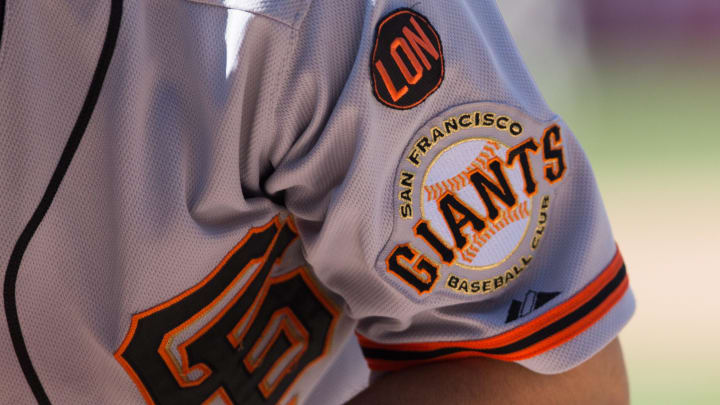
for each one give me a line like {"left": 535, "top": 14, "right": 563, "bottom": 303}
{"left": 421, "top": 138, "right": 533, "bottom": 269}
{"left": 371, "top": 9, "right": 444, "bottom": 109}
{"left": 380, "top": 103, "right": 569, "bottom": 297}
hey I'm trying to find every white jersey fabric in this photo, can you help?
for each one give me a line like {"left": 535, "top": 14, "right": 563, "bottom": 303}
{"left": 0, "top": 1, "right": 634, "bottom": 404}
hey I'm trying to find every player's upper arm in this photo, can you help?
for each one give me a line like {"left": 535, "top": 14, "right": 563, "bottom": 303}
{"left": 265, "top": 0, "right": 634, "bottom": 377}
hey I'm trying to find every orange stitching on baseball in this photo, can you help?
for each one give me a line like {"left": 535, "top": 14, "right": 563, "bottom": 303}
{"left": 423, "top": 147, "right": 501, "bottom": 201}
{"left": 458, "top": 201, "right": 530, "bottom": 261}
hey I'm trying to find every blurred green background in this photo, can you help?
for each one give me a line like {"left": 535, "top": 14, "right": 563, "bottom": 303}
{"left": 497, "top": 1, "right": 720, "bottom": 403}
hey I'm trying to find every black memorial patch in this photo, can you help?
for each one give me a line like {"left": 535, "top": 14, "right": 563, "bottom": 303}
{"left": 371, "top": 9, "right": 444, "bottom": 109}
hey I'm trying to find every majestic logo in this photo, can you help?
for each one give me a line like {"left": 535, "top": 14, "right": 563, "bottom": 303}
{"left": 381, "top": 104, "right": 568, "bottom": 296}
{"left": 115, "top": 217, "right": 339, "bottom": 405}
{"left": 371, "top": 9, "right": 444, "bottom": 109}
{"left": 505, "top": 290, "right": 561, "bottom": 323}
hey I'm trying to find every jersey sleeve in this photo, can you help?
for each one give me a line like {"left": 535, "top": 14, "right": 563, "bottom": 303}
{"left": 264, "top": 0, "right": 634, "bottom": 375}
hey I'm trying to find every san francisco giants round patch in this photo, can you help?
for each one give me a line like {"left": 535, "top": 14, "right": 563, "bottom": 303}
{"left": 371, "top": 9, "right": 444, "bottom": 109}
{"left": 379, "top": 103, "right": 569, "bottom": 297}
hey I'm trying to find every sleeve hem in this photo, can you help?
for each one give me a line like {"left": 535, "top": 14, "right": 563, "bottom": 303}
{"left": 357, "top": 249, "right": 629, "bottom": 372}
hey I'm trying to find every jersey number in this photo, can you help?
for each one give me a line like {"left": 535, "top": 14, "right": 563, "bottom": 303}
{"left": 115, "top": 217, "right": 338, "bottom": 405}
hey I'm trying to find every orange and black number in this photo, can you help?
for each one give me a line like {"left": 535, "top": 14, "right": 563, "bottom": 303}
{"left": 116, "top": 219, "right": 336, "bottom": 405}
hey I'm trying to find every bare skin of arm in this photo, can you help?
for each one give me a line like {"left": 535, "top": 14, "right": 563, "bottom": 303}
{"left": 347, "top": 338, "right": 629, "bottom": 405}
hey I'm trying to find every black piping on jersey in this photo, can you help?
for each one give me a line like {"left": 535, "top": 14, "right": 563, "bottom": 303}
{"left": 2, "top": 2, "right": 123, "bottom": 404}
{"left": 0, "top": 0, "right": 5, "bottom": 55}
{"left": 361, "top": 265, "right": 627, "bottom": 362}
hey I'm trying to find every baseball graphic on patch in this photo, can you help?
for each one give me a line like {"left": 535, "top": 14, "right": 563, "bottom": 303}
{"left": 421, "top": 138, "right": 532, "bottom": 270}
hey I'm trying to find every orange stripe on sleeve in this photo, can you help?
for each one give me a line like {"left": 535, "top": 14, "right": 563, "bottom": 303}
{"left": 358, "top": 248, "right": 629, "bottom": 371}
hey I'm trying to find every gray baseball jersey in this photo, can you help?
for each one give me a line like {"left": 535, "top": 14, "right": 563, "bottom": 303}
{"left": 0, "top": 1, "right": 634, "bottom": 404}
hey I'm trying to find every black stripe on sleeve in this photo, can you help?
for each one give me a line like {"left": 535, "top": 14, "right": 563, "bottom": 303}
{"left": 0, "top": 0, "right": 6, "bottom": 51}
{"left": 361, "top": 265, "right": 627, "bottom": 362}
{"left": 2, "top": 2, "right": 124, "bottom": 403}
